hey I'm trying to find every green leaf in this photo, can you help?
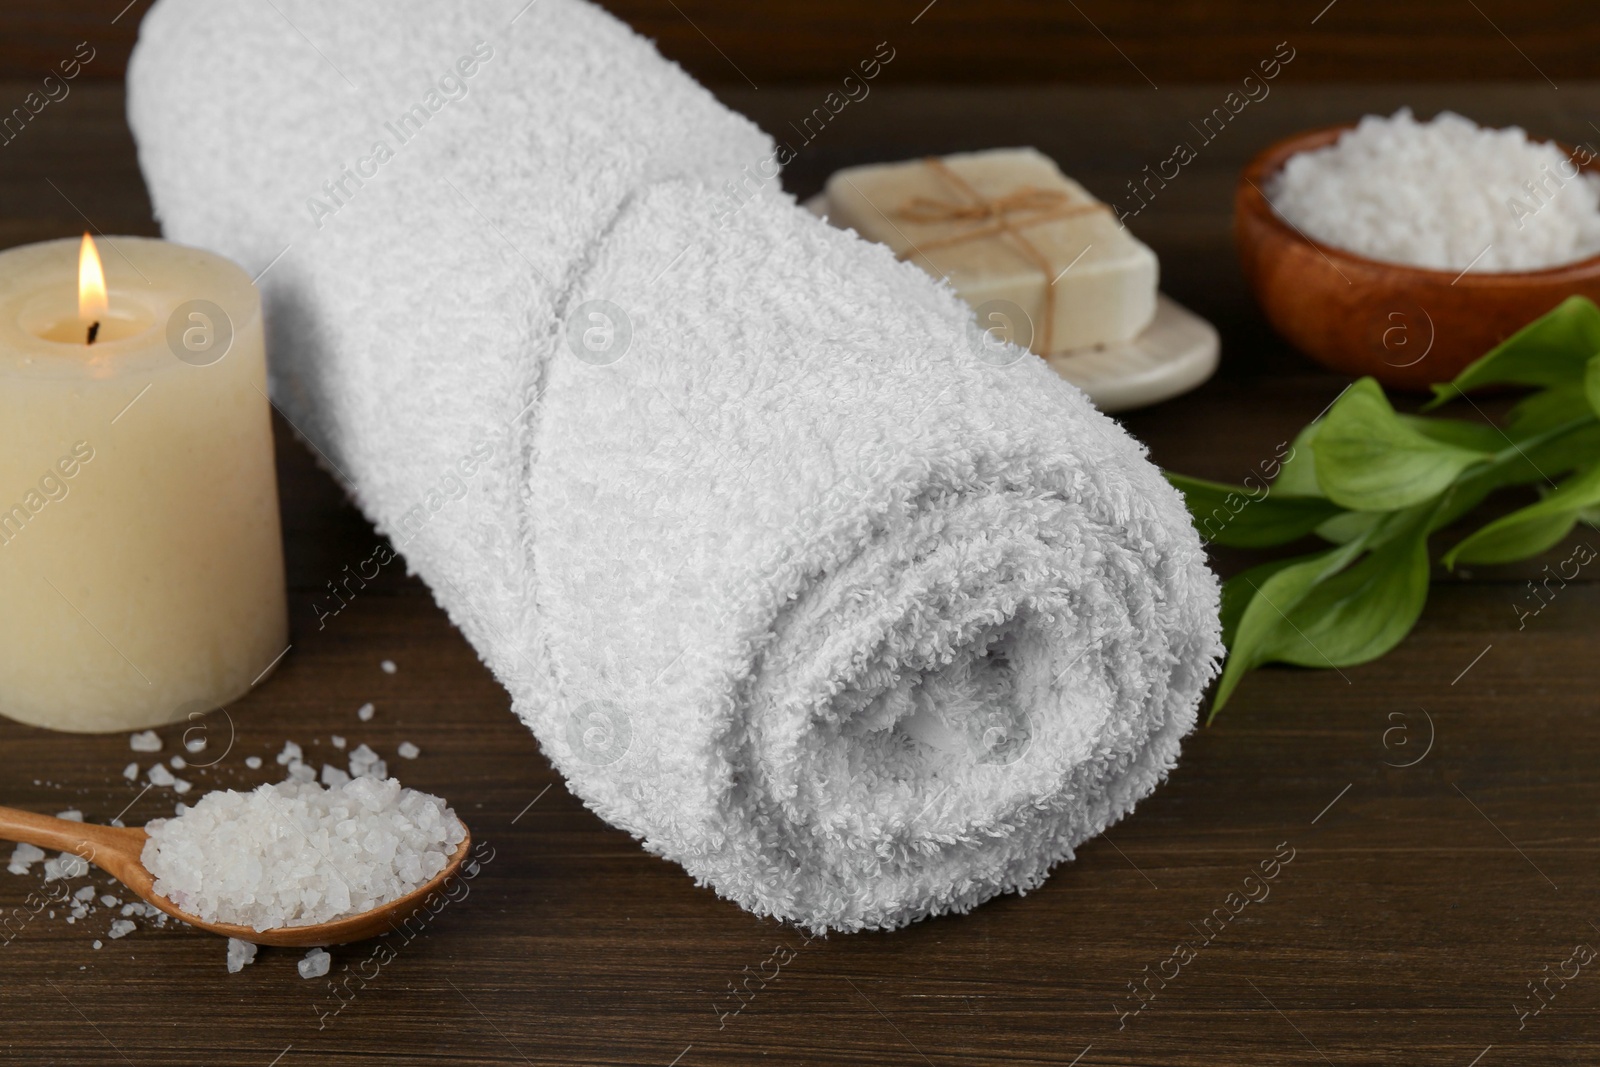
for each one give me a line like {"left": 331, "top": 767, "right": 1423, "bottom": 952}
{"left": 1519, "top": 422, "right": 1600, "bottom": 484}
{"left": 1510, "top": 382, "right": 1592, "bottom": 438}
{"left": 1210, "top": 537, "right": 1369, "bottom": 716}
{"left": 1444, "top": 461, "right": 1600, "bottom": 566}
{"left": 1400, "top": 414, "right": 1508, "bottom": 453}
{"left": 1210, "top": 511, "right": 1436, "bottom": 717}
{"left": 1218, "top": 557, "right": 1301, "bottom": 647}
{"left": 1167, "top": 472, "right": 1343, "bottom": 548}
{"left": 1265, "top": 515, "right": 1432, "bottom": 668}
{"left": 1271, "top": 421, "right": 1324, "bottom": 499}
{"left": 1427, "top": 296, "right": 1600, "bottom": 407}
{"left": 1170, "top": 300, "right": 1600, "bottom": 721}
{"left": 1314, "top": 378, "right": 1492, "bottom": 511}
{"left": 1315, "top": 510, "right": 1382, "bottom": 545}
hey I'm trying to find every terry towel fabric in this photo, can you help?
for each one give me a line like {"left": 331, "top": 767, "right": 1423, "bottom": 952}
{"left": 127, "top": 0, "right": 1222, "bottom": 932}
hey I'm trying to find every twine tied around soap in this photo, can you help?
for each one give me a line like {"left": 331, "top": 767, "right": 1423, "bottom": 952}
{"left": 893, "top": 157, "right": 1108, "bottom": 356}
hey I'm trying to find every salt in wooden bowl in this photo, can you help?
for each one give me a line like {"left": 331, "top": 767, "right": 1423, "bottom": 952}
{"left": 1234, "top": 123, "right": 1600, "bottom": 391}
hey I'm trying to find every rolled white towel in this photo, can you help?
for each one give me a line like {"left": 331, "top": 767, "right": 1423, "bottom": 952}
{"left": 127, "top": 0, "right": 1221, "bottom": 931}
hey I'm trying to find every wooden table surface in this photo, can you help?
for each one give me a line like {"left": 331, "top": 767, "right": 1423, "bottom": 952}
{"left": 2, "top": 79, "right": 1599, "bottom": 1067}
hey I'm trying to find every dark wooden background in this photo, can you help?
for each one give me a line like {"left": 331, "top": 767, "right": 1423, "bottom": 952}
{"left": 2, "top": 3, "right": 1600, "bottom": 1064}
{"left": 2, "top": 0, "right": 1596, "bottom": 85}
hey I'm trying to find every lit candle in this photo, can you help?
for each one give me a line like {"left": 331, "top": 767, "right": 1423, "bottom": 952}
{"left": 0, "top": 235, "right": 287, "bottom": 733}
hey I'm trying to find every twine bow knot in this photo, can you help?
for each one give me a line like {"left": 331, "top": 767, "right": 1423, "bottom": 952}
{"left": 892, "top": 157, "right": 1107, "bottom": 355}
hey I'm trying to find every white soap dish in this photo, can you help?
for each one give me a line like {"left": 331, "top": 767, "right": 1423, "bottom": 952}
{"left": 802, "top": 191, "right": 1219, "bottom": 413}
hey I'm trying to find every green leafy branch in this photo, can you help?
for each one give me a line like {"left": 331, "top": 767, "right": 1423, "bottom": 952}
{"left": 1168, "top": 296, "right": 1600, "bottom": 720}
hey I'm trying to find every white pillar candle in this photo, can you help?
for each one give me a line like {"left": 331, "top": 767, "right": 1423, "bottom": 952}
{"left": 0, "top": 235, "right": 287, "bottom": 733}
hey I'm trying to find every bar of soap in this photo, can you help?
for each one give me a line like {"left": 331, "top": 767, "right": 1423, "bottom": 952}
{"left": 825, "top": 148, "right": 1158, "bottom": 354}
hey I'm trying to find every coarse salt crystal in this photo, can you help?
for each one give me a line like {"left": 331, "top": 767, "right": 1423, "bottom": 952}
{"left": 226, "top": 938, "right": 258, "bottom": 974}
{"left": 122, "top": 763, "right": 139, "bottom": 781}
{"left": 299, "top": 947, "right": 332, "bottom": 979}
{"left": 276, "top": 741, "right": 302, "bottom": 766}
{"left": 357, "top": 703, "right": 375, "bottom": 722}
{"left": 92, "top": 940, "right": 102, "bottom": 949}
{"left": 100, "top": 895, "right": 118, "bottom": 908}
{"left": 321, "top": 764, "right": 352, "bottom": 789}
{"left": 44, "top": 853, "right": 89, "bottom": 882}
{"left": 397, "top": 742, "right": 420, "bottom": 760}
{"left": 170, "top": 756, "right": 186, "bottom": 770}
{"left": 74, "top": 886, "right": 96, "bottom": 902}
{"left": 245, "top": 756, "right": 263, "bottom": 770}
{"left": 108, "top": 919, "right": 136, "bottom": 939}
{"left": 129, "top": 731, "right": 161, "bottom": 753}
{"left": 348, "top": 744, "right": 387, "bottom": 780}
{"left": 56, "top": 810, "right": 83, "bottom": 822}
{"left": 380, "top": 660, "right": 397, "bottom": 674}
{"left": 173, "top": 779, "right": 193, "bottom": 795}
{"left": 331, "top": 736, "right": 346, "bottom": 750}
{"left": 148, "top": 764, "right": 176, "bottom": 787}
{"left": 7, "top": 842, "right": 45, "bottom": 876}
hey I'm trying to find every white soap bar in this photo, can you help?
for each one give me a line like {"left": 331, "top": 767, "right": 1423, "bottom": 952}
{"left": 825, "top": 148, "right": 1158, "bottom": 354}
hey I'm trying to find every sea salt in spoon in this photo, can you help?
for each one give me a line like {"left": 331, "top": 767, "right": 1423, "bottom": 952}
{"left": 0, "top": 805, "right": 472, "bottom": 947}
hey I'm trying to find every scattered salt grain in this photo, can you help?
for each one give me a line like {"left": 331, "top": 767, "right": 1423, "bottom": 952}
{"left": 55, "top": 810, "right": 83, "bottom": 822}
{"left": 348, "top": 744, "right": 387, "bottom": 780}
{"left": 226, "top": 938, "right": 258, "bottom": 974}
{"left": 92, "top": 940, "right": 102, "bottom": 950}
{"left": 285, "top": 760, "right": 317, "bottom": 784}
{"left": 357, "top": 703, "right": 375, "bottom": 722}
{"left": 170, "top": 755, "right": 186, "bottom": 770}
{"left": 173, "top": 779, "right": 193, "bottom": 795}
{"left": 245, "top": 756, "right": 263, "bottom": 770}
{"left": 44, "top": 853, "right": 89, "bottom": 882}
{"left": 136, "top": 901, "right": 167, "bottom": 926}
{"left": 7, "top": 842, "right": 45, "bottom": 876}
{"left": 142, "top": 776, "right": 465, "bottom": 930}
{"left": 100, "top": 895, "right": 118, "bottom": 908}
{"left": 74, "top": 886, "right": 96, "bottom": 903}
{"left": 397, "top": 742, "right": 420, "bottom": 760}
{"left": 320, "top": 764, "right": 352, "bottom": 789}
{"left": 107, "top": 919, "right": 136, "bottom": 939}
{"left": 331, "top": 736, "right": 346, "bottom": 750}
{"left": 122, "top": 763, "right": 139, "bottom": 781}
{"left": 380, "top": 660, "right": 397, "bottom": 674}
{"left": 129, "top": 731, "right": 161, "bottom": 753}
{"left": 299, "top": 947, "right": 332, "bottom": 979}
{"left": 276, "top": 741, "right": 302, "bottom": 766}
{"left": 1268, "top": 108, "right": 1600, "bottom": 272}
{"left": 147, "top": 764, "right": 176, "bottom": 788}
{"left": 185, "top": 735, "right": 207, "bottom": 754}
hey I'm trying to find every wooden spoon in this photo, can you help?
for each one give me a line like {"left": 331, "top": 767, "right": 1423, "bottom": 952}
{"left": 0, "top": 805, "right": 472, "bottom": 947}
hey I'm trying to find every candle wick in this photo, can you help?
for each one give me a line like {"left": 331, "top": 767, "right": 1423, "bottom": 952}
{"left": 86, "top": 321, "right": 100, "bottom": 345}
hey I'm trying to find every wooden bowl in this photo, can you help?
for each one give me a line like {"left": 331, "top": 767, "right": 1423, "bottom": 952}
{"left": 1235, "top": 124, "right": 1600, "bottom": 391}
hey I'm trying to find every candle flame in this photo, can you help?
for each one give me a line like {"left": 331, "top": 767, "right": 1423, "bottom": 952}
{"left": 78, "top": 231, "right": 107, "bottom": 326}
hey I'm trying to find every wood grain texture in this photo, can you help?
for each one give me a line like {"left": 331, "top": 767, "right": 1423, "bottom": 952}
{"left": 2, "top": 0, "right": 1597, "bottom": 85}
{"left": 1, "top": 81, "right": 1598, "bottom": 1066}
